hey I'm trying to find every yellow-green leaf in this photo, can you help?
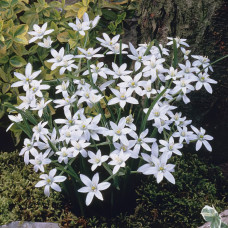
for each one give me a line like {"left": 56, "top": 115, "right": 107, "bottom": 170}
{"left": 0, "top": 21, "right": 3, "bottom": 31}
{"left": 68, "top": 30, "right": 77, "bottom": 39}
{"left": 0, "top": 1, "right": 9, "bottom": 8}
{"left": 0, "top": 68, "right": 10, "bottom": 82}
{"left": 78, "top": 6, "right": 87, "bottom": 19}
{"left": 20, "top": 11, "right": 39, "bottom": 30}
{"left": 9, "top": 55, "right": 27, "bottom": 67}
{"left": 43, "top": 8, "right": 50, "bottom": 17}
{"left": 44, "top": 73, "right": 54, "bottom": 80}
{"left": 50, "top": 21, "right": 58, "bottom": 31}
{"left": 11, "top": 0, "right": 19, "bottom": 6}
{"left": 47, "top": 103, "right": 55, "bottom": 115}
{"left": 14, "top": 34, "right": 28, "bottom": 45}
{"left": 37, "top": 0, "right": 45, "bottom": 5}
{"left": 0, "top": 42, "right": 7, "bottom": 55}
{"left": 12, "top": 42, "right": 27, "bottom": 56}
{"left": 0, "top": 55, "right": 9, "bottom": 64}
{"left": 44, "top": 61, "right": 53, "bottom": 70}
{"left": 2, "top": 83, "right": 11, "bottom": 94}
{"left": 13, "top": 129, "right": 22, "bottom": 145}
{"left": 82, "top": 0, "right": 89, "bottom": 7}
{"left": 68, "top": 39, "right": 77, "bottom": 49}
{"left": 65, "top": 10, "right": 77, "bottom": 18}
{"left": 65, "top": 3, "right": 83, "bottom": 12}
{"left": 110, "top": 0, "right": 129, "bottom": 4}
{"left": 49, "top": 1, "right": 62, "bottom": 8}
{"left": 14, "top": 24, "right": 28, "bottom": 37}
{"left": 57, "top": 31, "right": 70, "bottom": 42}
{"left": 0, "top": 34, "right": 4, "bottom": 42}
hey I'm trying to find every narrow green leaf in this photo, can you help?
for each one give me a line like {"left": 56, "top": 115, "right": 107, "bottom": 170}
{"left": 47, "top": 139, "right": 58, "bottom": 152}
{"left": 4, "top": 103, "right": 38, "bottom": 125}
{"left": 15, "top": 122, "right": 32, "bottom": 138}
{"left": 221, "top": 222, "right": 228, "bottom": 228}
{"left": 172, "top": 39, "right": 178, "bottom": 69}
{"left": 140, "top": 87, "right": 167, "bottom": 133}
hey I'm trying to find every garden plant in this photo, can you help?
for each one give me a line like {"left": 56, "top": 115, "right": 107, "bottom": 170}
{"left": 4, "top": 0, "right": 228, "bottom": 221}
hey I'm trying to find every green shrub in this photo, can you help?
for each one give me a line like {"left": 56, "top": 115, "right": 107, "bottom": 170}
{"left": 1, "top": 151, "right": 227, "bottom": 227}
{"left": 0, "top": 151, "right": 79, "bottom": 226}
{"left": 133, "top": 152, "right": 228, "bottom": 228}
{"left": 84, "top": 152, "right": 228, "bottom": 228}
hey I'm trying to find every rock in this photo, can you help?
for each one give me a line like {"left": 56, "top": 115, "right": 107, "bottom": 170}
{"left": 199, "top": 209, "right": 228, "bottom": 228}
{"left": 0, "top": 221, "right": 60, "bottom": 228}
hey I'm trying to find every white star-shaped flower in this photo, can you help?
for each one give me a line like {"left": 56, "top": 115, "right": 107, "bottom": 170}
{"left": 78, "top": 173, "right": 111, "bottom": 206}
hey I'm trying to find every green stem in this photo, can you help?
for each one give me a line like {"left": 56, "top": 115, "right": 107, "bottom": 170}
{"left": 119, "top": 39, "right": 122, "bottom": 65}
{"left": 140, "top": 87, "right": 167, "bottom": 133}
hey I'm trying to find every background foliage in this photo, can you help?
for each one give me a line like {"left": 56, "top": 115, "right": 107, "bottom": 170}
{"left": 1, "top": 151, "right": 227, "bottom": 227}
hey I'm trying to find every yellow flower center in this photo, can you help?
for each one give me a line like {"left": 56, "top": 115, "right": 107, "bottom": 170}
{"left": 91, "top": 186, "right": 96, "bottom": 191}
{"left": 66, "top": 131, "right": 71, "bottom": 137}
{"left": 116, "top": 129, "right": 121, "bottom": 135}
{"left": 56, "top": 56, "right": 62, "bottom": 62}
{"left": 169, "top": 144, "right": 174, "bottom": 150}
{"left": 170, "top": 71, "right": 175, "bottom": 77}
{"left": 121, "top": 146, "right": 126, "bottom": 152}
{"left": 36, "top": 160, "right": 42, "bottom": 165}
{"left": 151, "top": 61, "right": 156, "bottom": 68}
{"left": 185, "top": 68, "right": 190, "bottom": 73}
{"left": 131, "top": 81, "right": 136, "bottom": 87}
{"left": 126, "top": 117, "right": 131, "bottom": 124}
{"left": 120, "top": 94, "right": 126, "bottom": 100}
{"left": 75, "top": 144, "right": 81, "bottom": 150}
{"left": 181, "top": 81, "right": 186, "bottom": 87}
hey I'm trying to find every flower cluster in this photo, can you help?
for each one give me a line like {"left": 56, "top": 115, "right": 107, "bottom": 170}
{"left": 8, "top": 13, "right": 216, "bottom": 206}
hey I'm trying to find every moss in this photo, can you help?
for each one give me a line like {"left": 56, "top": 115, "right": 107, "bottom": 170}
{"left": 133, "top": 152, "right": 228, "bottom": 228}
{"left": 1, "top": 151, "right": 227, "bottom": 227}
{"left": 84, "top": 152, "right": 228, "bottom": 228}
{"left": 0, "top": 151, "right": 82, "bottom": 227}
